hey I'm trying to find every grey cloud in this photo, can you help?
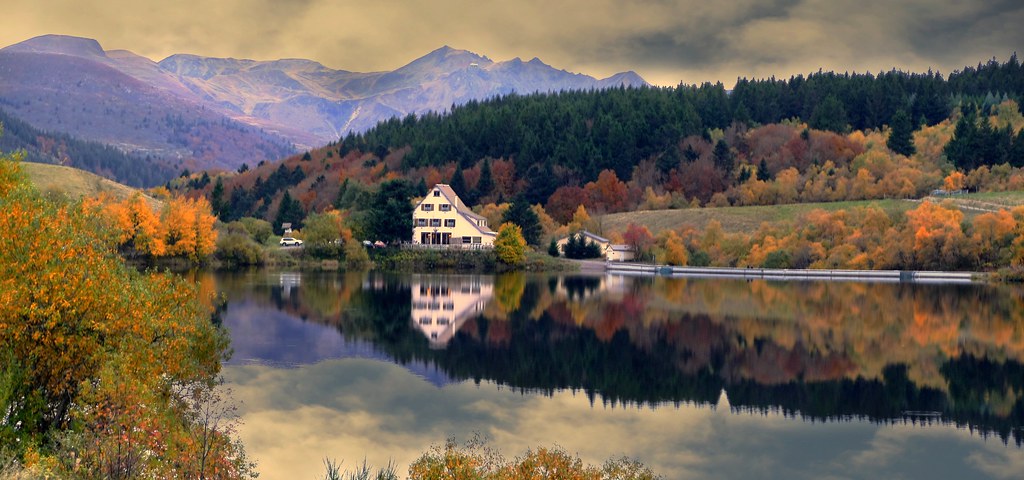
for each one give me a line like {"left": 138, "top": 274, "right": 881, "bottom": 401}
{"left": 2, "top": 0, "right": 1021, "bottom": 87}
{"left": 224, "top": 357, "right": 1013, "bottom": 480}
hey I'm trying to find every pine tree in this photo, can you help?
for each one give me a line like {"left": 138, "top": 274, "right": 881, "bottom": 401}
{"left": 449, "top": 167, "right": 468, "bottom": 200}
{"left": 274, "top": 190, "right": 305, "bottom": 233}
{"left": 476, "top": 158, "right": 494, "bottom": 199}
{"left": 757, "top": 158, "right": 771, "bottom": 181}
{"left": 1010, "top": 129, "right": 1024, "bottom": 168}
{"left": 548, "top": 238, "right": 560, "bottom": 257}
{"left": 886, "top": 109, "right": 917, "bottom": 156}
{"left": 809, "top": 95, "right": 849, "bottom": 133}
{"left": 502, "top": 197, "right": 542, "bottom": 246}
{"left": 737, "top": 167, "right": 752, "bottom": 184}
{"left": 210, "top": 176, "right": 225, "bottom": 218}
{"left": 945, "top": 108, "right": 979, "bottom": 170}
{"left": 713, "top": 139, "right": 734, "bottom": 173}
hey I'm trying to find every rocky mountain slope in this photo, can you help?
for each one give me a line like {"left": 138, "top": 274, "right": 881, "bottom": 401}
{"left": 0, "top": 34, "right": 646, "bottom": 175}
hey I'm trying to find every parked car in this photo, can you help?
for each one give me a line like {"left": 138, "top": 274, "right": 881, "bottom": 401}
{"left": 280, "top": 237, "right": 303, "bottom": 247}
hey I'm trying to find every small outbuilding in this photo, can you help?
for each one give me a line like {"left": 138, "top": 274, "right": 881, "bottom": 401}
{"left": 556, "top": 230, "right": 635, "bottom": 262}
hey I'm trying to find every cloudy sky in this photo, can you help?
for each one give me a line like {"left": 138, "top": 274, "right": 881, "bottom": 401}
{"left": 3, "top": 0, "right": 1022, "bottom": 86}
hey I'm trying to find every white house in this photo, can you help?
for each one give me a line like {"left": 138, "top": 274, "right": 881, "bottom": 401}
{"left": 556, "top": 230, "right": 635, "bottom": 262}
{"left": 412, "top": 184, "right": 495, "bottom": 247}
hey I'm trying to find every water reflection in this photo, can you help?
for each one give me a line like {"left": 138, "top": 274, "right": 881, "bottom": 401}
{"left": 212, "top": 270, "right": 1024, "bottom": 449}
{"left": 410, "top": 274, "right": 493, "bottom": 348}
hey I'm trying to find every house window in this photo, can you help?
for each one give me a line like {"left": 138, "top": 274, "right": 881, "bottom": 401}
{"left": 416, "top": 218, "right": 427, "bottom": 227}
{"left": 419, "top": 317, "right": 431, "bottom": 325}
{"left": 443, "top": 302, "right": 455, "bottom": 311}
{"left": 433, "top": 190, "right": 440, "bottom": 197}
{"left": 444, "top": 219, "right": 456, "bottom": 227}
{"left": 437, "top": 317, "right": 450, "bottom": 326}
{"left": 462, "top": 236, "right": 472, "bottom": 244}
{"left": 422, "top": 204, "right": 433, "bottom": 211}
{"left": 430, "top": 219, "right": 441, "bottom": 227}
{"left": 472, "top": 237, "right": 481, "bottom": 244}
{"left": 440, "top": 204, "right": 451, "bottom": 212}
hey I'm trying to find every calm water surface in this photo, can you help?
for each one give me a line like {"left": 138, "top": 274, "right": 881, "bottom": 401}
{"left": 209, "top": 270, "right": 1024, "bottom": 479}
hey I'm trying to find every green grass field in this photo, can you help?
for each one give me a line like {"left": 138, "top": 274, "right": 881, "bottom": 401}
{"left": 601, "top": 199, "right": 916, "bottom": 235}
{"left": 925, "top": 191, "right": 1024, "bottom": 211}
{"left": 21, "top": 162, "right": 162, "bottom": 209}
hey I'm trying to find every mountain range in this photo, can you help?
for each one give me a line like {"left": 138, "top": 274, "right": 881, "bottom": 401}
{"left": 0, "top": 34, "right": 646, "bottom": 180}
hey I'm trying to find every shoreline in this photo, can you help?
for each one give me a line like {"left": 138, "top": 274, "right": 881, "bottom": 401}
{"left": 606, "top": 263, "right": 984, "bottom": 284}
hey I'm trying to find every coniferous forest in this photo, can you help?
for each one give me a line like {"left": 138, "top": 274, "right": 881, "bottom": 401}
{"left": 336, "top": 54, "right": 1023, "bottom": 203}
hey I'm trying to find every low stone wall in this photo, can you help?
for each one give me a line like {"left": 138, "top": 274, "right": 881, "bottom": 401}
{"left": 605, "top": 263, "right": 983, "bottom": 283}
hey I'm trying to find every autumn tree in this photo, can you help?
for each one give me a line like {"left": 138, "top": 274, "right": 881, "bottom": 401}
{"left": 659, "top": 230, "right": 689, "bottom": 266}
{"left": 0, "top": 158, "right": 253, "bottom": 478}
{"left": 96, "top": 193, "right": 166, "bottom": 257}
{"left": 162, "top": 196, "right": 218, "bottom": 261}
{"left": 623, "top": 223, "right": 655, "bottom": 262}
{"left": 303, "top": 210, "right": 351, "bottom": 258}
{"left": 546, "top": 186, "right": 589, "bottom": 224}
{"left": 585, "top": 169, "right": 629, "bottom": 213}
{"left": 494, "top": 222, "right": 527, "bottom": 265}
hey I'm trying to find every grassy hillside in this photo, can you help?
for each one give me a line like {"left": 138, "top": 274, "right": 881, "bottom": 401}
{"left": 603, "top": 199, "right": 919, "bottom": 235}
{"left": 924, "top": 191, "right": 1024, "bottom": 212}
{"left": 22, "top": 162, "right": 162, "bottom": 209}
{"left": 601, "top": 192, "right": 1024, "bottom": 236}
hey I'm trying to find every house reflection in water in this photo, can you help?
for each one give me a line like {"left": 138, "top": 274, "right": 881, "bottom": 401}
{"left": 410, "top": 274, "right": 493, "bottom": 348}
{"left": 554, "top": 274, "right": 630, "bottom": 302}
{"left": 278, "top": 272, "right": 302, "bottom": 299}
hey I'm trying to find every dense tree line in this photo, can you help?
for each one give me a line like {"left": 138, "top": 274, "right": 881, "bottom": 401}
{"left": 337, "top": 54, "right": 1022, "bottom": 194}
{"left": 219, "top": 163, "right": 306, "bottom": 222}
{"left": 944, "top": 104, "right": 1024, "bottom": 170}
{"left": 0, "top": 108, "right": 175, "bottom": 187}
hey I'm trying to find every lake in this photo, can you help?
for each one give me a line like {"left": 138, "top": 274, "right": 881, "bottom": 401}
{"left": 207, "top": 270, "right": 1024, "bottom": 479}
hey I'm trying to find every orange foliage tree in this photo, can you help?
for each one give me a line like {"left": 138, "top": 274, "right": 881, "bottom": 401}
{"left": 0, "top": 159, "right": 253, "bottom": 478}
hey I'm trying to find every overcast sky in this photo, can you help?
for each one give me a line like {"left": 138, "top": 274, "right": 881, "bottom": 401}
{"left": 3, "top": 0, "right": 1022, "bottom": 87}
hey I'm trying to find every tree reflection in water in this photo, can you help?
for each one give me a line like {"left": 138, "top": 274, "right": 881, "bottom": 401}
{"left": 212, "top": 270, "right": 1024, "bottom": 446}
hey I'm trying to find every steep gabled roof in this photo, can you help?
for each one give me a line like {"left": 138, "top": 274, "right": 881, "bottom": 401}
{"left": 421, "top": 184, "right": 495, "bottom": 235}
{"left": 567, "top": 230, "right": 609, "bottom": 245}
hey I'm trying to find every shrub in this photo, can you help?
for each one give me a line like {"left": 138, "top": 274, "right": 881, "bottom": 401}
{"left": 344, "top": 241, "right": 372, "bottom": 270}
{"left": 215, "top": 232, "right": 265, "bottom": 266}
{"left": 407, "top": 436, "right": 661, "bottom": 480}
{"left": 563, "top": 233, "right": 603, "bottom": 259}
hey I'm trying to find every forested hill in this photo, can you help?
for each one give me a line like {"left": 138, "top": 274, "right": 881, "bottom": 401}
{"left": 0, "top": 107, "right": 175, "bottom": 187}
{"left": 184, "top": 54, "right": 1024, "bottom": 226}
{"left": 343, "top": 53, "right": 1022, "bottom": 178}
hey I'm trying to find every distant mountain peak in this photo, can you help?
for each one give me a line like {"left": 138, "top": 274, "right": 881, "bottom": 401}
{"left": 599, "top": 70, "right": 648, "bottom": 88}
{"left": 0, "top": 34, "right": 649, "bottom": 173}
{"left": 2, "top": 34, "right": 106, "bottom": 59}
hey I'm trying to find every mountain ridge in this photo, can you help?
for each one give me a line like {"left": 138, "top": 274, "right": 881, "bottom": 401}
{"left": 0, "top": 34, "right": 647, "bottom": 177}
